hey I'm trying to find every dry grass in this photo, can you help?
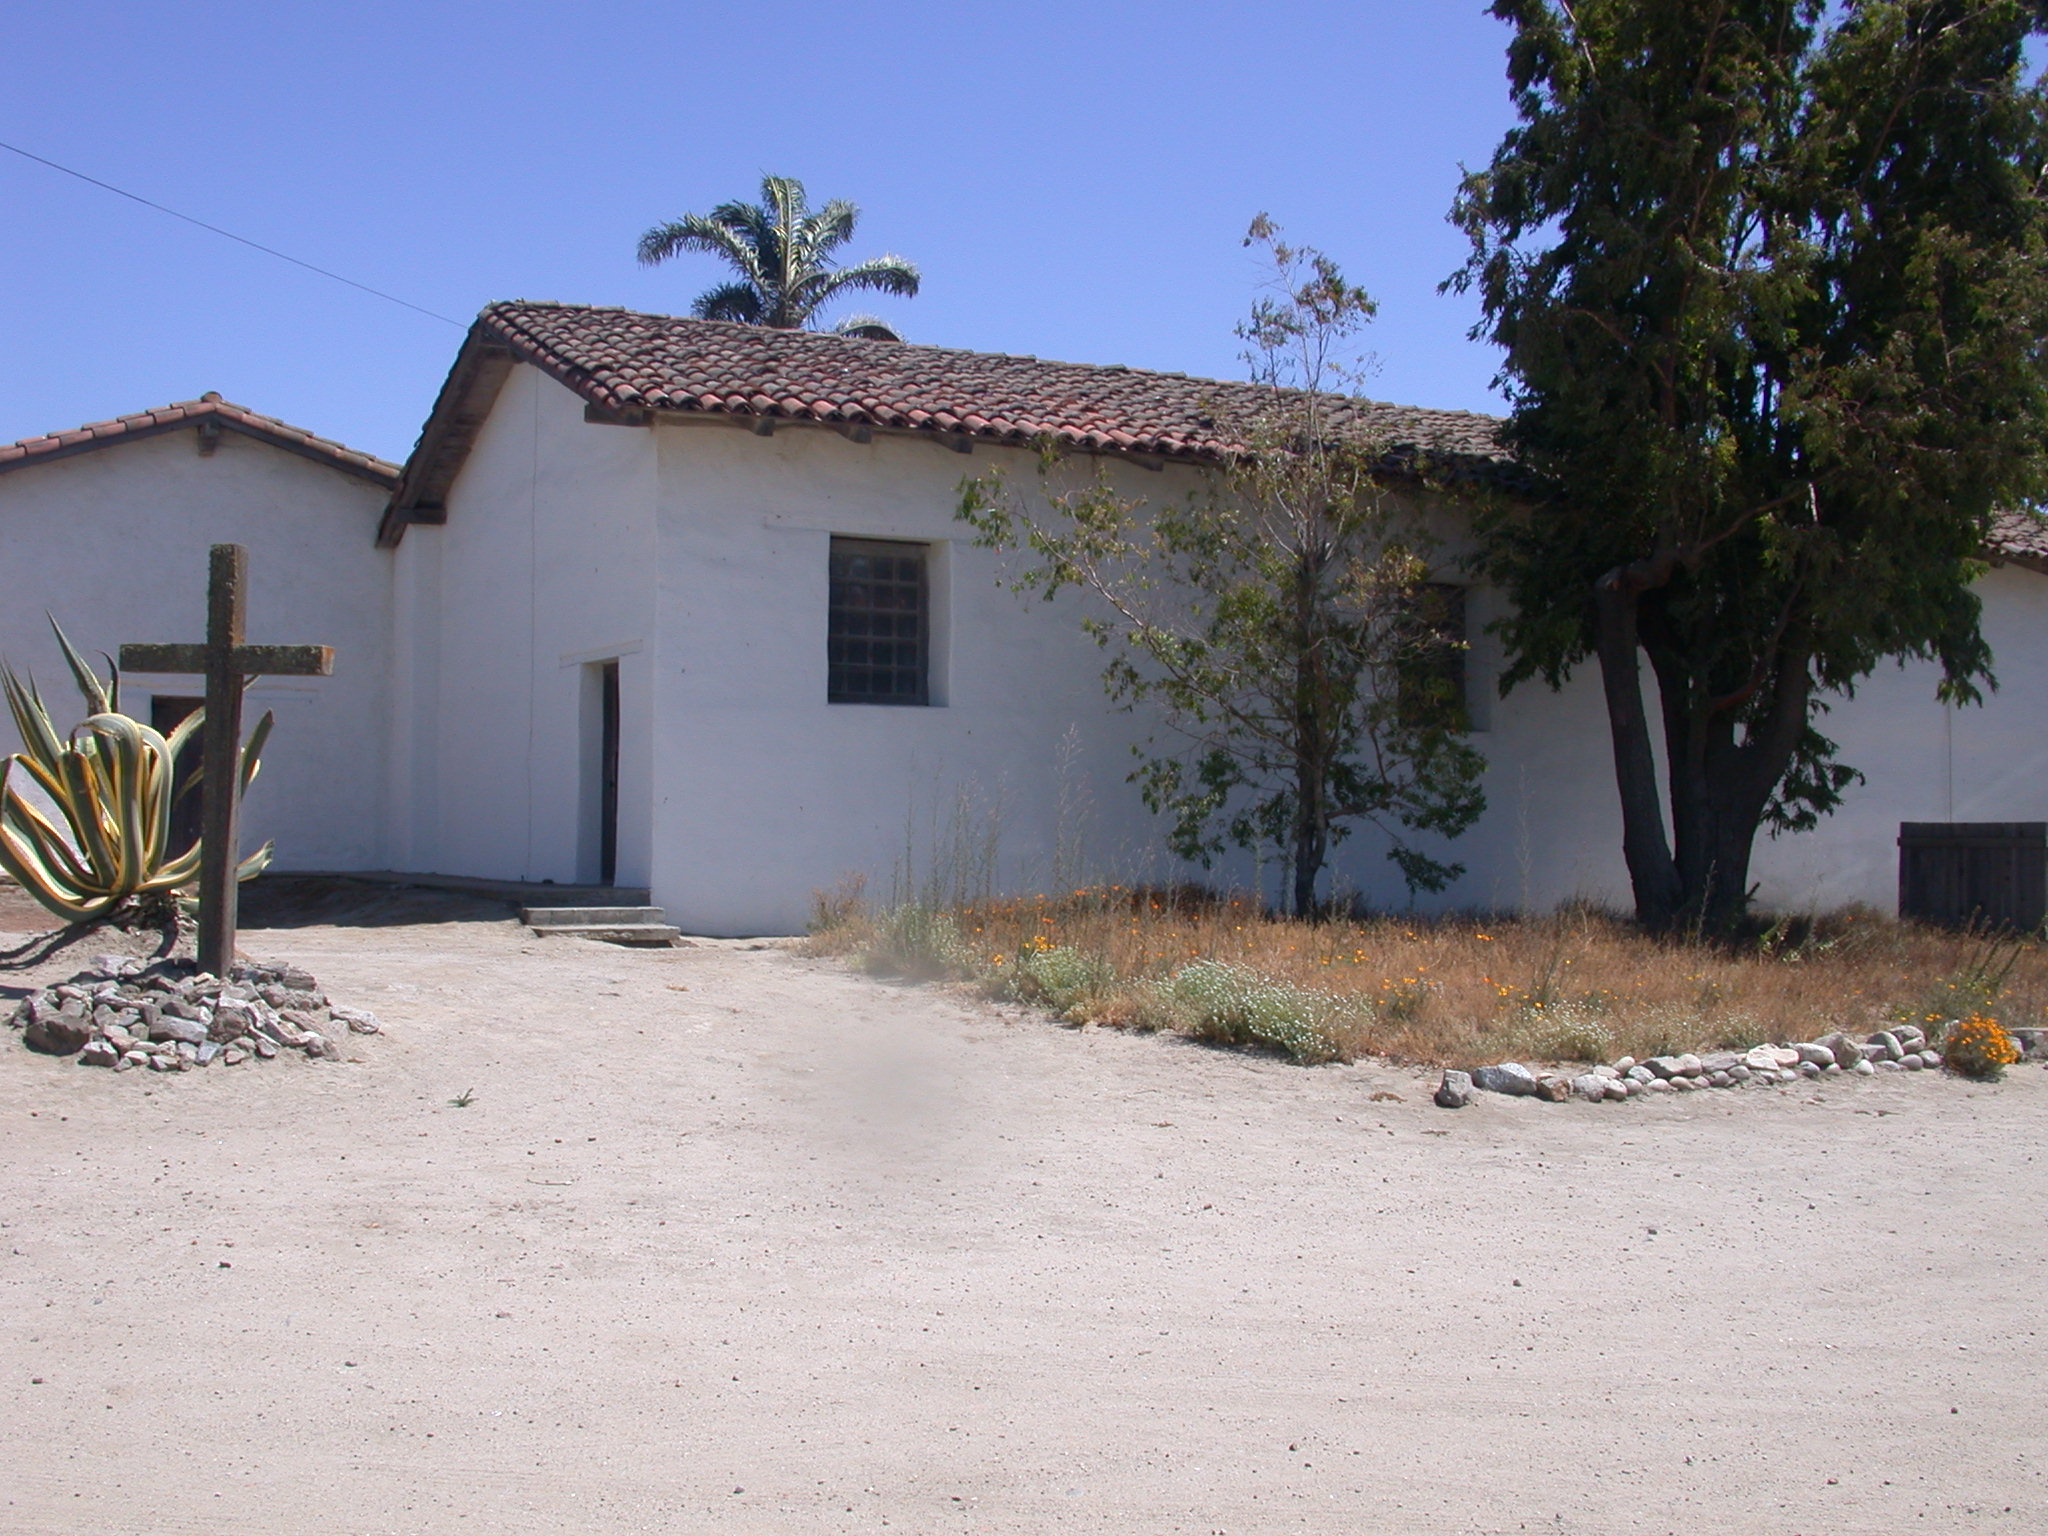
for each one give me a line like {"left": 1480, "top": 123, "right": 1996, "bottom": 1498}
{"left": 811, "top": 885, "right": 2048, "bottom": 1069}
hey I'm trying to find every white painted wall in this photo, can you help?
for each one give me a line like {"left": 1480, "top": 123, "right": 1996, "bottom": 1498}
{"left": 1747, "top": 562, "right": 2048, "bottom": 913}
{"left": 9, "top": 372, "right": 2031, "bottom": 931}
{"left": 0, "top": 428, "right": 393, "bottom": 872}
{"left": 645, "top": 419, "right": 1178, "bottom": 934}
{"left": 1359, "top": 581, "right": 1636, "bottom": 916}
{"left": 388, "top": 365, "right": 658, "bottom": 888}
{"left": 394, "top": 369, "right": 2046, "bottom": 932}
{"left": 1370, "top": 562, "right": 2048, "bottom": 921}
{"left": 640, "top": 414, "right": 2048, "bottom": 929}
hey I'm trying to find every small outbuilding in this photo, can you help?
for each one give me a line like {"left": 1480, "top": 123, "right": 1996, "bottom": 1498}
{"left": 0, "top": 393, "right": 398, "bottom": 873}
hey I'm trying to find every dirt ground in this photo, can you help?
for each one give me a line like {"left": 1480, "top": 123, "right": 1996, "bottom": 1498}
{"left": 2, "top": 880, "right": 2044, "bottom": 1535}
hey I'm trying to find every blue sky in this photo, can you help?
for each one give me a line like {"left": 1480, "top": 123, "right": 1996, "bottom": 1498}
{"left": 1, "top": 1, "right": 1520, "bottom": 465}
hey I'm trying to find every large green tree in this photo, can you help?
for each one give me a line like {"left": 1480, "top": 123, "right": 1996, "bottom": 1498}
{"left": 637, "top": 174, "right": 919, "bottom": 340}
{"left": 1450, "top": 0, "right": 2048, "bottom": 933}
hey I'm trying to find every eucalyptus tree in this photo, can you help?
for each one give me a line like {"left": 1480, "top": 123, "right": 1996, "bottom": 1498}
{"left": 1450, "top": 0, "right": 2048, "bottom": 934}
{"left": 637, "top": 175, "right": 920, "bottom": 340}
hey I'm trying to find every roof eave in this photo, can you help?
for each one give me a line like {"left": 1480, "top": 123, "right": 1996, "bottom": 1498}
{"left": 378, "top": 318, "right": 523, "bottom": 547}
{"left": 378, "top": 304, "right": 1523, "bottom": 544}
{"left": 1990, "top": 549, "right": 2048, "bottom": 576}
{"left": 0, "top": 408, "right": 399, "bottom": 489}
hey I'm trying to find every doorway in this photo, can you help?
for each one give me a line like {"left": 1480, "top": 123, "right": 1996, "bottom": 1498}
{"left": 581, "top": 660, "right": 621, "bottom": 887}
{"left": 150, "top": 695, "right": 204, "bottom": 855}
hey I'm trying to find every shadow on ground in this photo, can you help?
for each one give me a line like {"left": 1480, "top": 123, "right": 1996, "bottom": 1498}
{"left": 237, "top": 876, "right": 519, "bottom": 930}
{"left": 0, "top": 876, "right": 517, "bottom": 958}
{"left": 0, "top": 885, "right": 180, "bottom": 997}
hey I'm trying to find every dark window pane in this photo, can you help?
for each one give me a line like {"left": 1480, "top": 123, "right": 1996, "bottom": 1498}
{"left": 1397, "top": 582, "right": 1468, "bottom": 728}
{"left": 828, "top": 537, "right": 929, "bottom": 705}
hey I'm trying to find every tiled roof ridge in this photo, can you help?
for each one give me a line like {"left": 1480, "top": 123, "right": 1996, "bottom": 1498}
{"left": 468, "top": 300, "right": 1514, "bottom": 467}
{"left": 484, "top": 298, "right": 1315, "bottom": 392}
{"left": 0, "top": 393, "right": 401, "bottom": 486}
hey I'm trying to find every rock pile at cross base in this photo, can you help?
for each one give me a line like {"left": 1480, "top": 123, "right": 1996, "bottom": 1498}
{"left": 8, "top": 955, "right": 380, "bottom": 1074}
{"left": 1434, "top": 1023, "right": 2047, "bottom": 1108}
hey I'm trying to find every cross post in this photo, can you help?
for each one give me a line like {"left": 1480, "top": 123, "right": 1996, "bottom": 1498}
{"left": 120, "top": 544, "right": 333, "bottom": 976}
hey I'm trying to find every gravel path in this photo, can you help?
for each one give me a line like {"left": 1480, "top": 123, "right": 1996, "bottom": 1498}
{"left": 3, "top": 892, "right": 2043, "bottom": 1534}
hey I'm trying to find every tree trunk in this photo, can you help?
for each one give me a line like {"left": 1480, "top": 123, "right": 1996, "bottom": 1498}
{"left": 1665, "top": 723, "right": 1758, "bottom": 935}
{"left": 1652, "top": 649, "right": 1727, "bottom": 934}
{"left": 1660, "top": 750, "right": 1771, "bottom": 934}
{"left": 1595, "top": 571, "right": 1819, "bottom": 937}
{"left": 1692, "top": 804, "right": 1761, "bottom": 934}
{"left": 1643, "top": 630, "right": 1815, "bottom": 935}
{"left": 1287, "top": 545, "right": 1329, "bottom": 919}
{"left": 1592, "top": 580, "right": 1684, "bottom": 929}
{"left": 1290, "top": 753, "right": 1328, "bottom": 920}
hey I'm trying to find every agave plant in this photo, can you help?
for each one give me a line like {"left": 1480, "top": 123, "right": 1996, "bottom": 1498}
{"left": 0, "top": 620, "right": 272, "bottom": 926}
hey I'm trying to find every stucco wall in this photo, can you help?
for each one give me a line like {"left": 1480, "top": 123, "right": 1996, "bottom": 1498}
{"left": 398, "top": 369, "right": 2045, "bottom": 932}
{"left": 389, "top": 365, "right": 658, "bottom": 887}
{"left": 1376, "top": 582, "right": 1636, "bottom": 915}
{"left": 641, "top": 413, "right": 2048, "bottom": 930}
{"left": 631, "top": 422, "right": 1640, "bottom": 931}
{"left": 644, "top": 420, "right": 1186, "bottom": 934}
{"left": 26, "top": 378, "right": 2024, "bottom": 932}
{"left": 1391, "top": 563, "right": 2048, "bottom": 921}
{"left": 0, "top": 428, "right": 393, "bottom": 872}
{"left": 1744, "top": 561, "right": 2048, "bottom": 913}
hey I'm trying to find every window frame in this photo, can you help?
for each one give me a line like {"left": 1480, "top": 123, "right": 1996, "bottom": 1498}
{"left": 827, "top": 535, "right": 933, "bottom": 707}
{"left": 1396, "top": 581, "right": 1470, "bottom": 729}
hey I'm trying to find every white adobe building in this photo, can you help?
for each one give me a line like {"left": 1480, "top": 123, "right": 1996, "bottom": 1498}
{"left": 0, "top": 394, "right": 398, "bottom": 874}
{"left": 4, "top": 304, "right": 2046, "bottom": 933}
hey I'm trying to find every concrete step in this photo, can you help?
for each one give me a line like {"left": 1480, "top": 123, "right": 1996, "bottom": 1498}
{"left": 524, "top": 900, "right": 683, "bottom": 946}
{"left": 527, "top": 920, "right": 683, "bottom": 947}
{"left": 521, "top": 906, "right": 667, "bottom": 926}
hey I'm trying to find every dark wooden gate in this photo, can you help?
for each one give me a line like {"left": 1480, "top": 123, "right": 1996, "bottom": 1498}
{"left": 1898, "top": 822, "right": 2047, "bottom": 931}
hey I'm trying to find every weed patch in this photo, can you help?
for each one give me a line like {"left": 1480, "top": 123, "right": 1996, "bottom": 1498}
{"left": 1165, "top": 960, "right": 1353, "bottom": 1064}
{"left": 816, "top": 887, "right": 2048, "bottom": 1068}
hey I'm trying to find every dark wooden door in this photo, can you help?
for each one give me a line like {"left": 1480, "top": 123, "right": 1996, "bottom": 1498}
{"left": 598, "top": 661, "right": 620, "bottom": 887}
{"left": 150, "top": 695, "right": 205, "bottom": 855}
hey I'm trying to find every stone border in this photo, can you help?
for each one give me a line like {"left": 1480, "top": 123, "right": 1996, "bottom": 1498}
{"left": 1435, "top": 1025, "right": 2046, "bottom": 1107}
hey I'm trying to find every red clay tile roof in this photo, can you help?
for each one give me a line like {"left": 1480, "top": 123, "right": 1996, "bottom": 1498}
{"left": 0, "top": 394, "right": 400, "bottom": 487}
{"left": 380, "top": 303, "right": 2048, "bottom": 576}
{"left": 380, "top": 302, "right": 1516, "bottom": 544}
{"left": 1989, "top": 509, "right": 2048, "bottom": 572}
{"left": 485, "top": 301, "right": 1511, "bottom": 461}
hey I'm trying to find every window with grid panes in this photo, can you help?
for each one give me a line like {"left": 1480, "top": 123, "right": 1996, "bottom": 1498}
{"left": 1397, "top": 583, "right": 1468, "bottom": 727}
{"left": 828, "top": 537, "right": 930, "bottom": 705}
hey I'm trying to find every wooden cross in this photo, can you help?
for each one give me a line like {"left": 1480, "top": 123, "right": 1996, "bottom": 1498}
{"left": 120, "top": 544, "right": 333, "bottom": 976}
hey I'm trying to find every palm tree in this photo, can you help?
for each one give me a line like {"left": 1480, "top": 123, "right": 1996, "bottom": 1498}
{"left": 637, "top": 175, "right": 920, "bottom": 341}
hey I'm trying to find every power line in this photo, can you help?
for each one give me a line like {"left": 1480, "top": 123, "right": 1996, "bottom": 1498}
{"left": 0, "top": 138, "right": 467, "bottom": 328}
